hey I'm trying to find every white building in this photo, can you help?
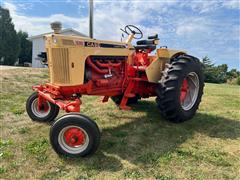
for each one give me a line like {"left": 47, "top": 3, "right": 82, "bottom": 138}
{"left": 27, "top": 29, "right": 87, "bottom": 68}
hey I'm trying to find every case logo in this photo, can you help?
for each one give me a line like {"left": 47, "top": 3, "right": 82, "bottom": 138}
{"left": 84, "top": 41, "right": 99, "bottom": 47}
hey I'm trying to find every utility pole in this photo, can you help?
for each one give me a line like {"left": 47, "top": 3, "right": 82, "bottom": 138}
{"left": 89, "top": 0, "right": 93, "bottom": 38}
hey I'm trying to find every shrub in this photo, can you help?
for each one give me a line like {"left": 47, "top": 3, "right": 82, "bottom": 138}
{"left": 237, "top": 76, "right": 240, "bottom": 85}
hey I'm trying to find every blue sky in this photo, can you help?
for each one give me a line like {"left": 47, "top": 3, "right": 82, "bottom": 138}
{"left": 1, "top": 0, "right": 239, "bottom": 70}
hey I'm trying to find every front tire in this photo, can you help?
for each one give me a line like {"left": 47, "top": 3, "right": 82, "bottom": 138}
{"left": 156, "top": 54, "right": 204, "bottom": 123}
{"left": 50, "top": 113, "right": 100, "bottom": 157}
{"left": 26, "top": 92, "right": 59, "bottom": 122}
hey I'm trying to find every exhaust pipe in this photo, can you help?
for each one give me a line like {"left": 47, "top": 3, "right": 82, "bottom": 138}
{"left": 50, "top": 21, "right": 62, "bottom": 34}
{"left": 89, "top": 0, "right": 93, "bottom": 38}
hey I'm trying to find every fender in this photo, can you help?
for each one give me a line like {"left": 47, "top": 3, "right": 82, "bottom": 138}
{"left": 146, "top": 48, "right": 186, "bottom": 83}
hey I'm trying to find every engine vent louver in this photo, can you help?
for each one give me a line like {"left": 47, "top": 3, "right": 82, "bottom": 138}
{"left": 51, "top": 48, "right": 70, "bottom": 84}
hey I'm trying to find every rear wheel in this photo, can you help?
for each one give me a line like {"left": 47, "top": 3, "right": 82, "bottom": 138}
{"left": 156, "top": 54, "right": 204, "bottom": 123}
{"left": 50, "top": 113, "right": 100, "bottom": 157}
{"left": 26, "top": 92, "right": 59, "bottom": 122}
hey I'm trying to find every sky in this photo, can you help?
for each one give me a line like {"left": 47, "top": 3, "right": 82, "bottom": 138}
{"left": 1, "top": 0, "right": 240, "bottom": 70}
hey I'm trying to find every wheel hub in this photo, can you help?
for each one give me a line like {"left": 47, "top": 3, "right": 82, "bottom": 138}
{"left": 64, "top": 127, "right": 85, "bottom": 147}
{"left": 180, "top": 78, "right": 189, "bottom": 102}
{"left": 32, "top": 99, "right": 51, "bottom": 117}
{"left": 180, "top": 72, "right": 200, "bottom": 111}
{"left": 38, "top": 102, "right": 50, "bottom": 112}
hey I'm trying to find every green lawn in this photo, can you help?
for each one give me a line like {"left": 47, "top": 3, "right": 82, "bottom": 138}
{"left": 0, "top": 68, "right": 240, "bottom": 179}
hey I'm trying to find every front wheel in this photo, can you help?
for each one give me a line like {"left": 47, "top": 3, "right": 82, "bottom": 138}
{"left": 156, "top": 54, "right": 204, "bottom": 123}
{"left": 50, "top": 113, "right": 100, "bottom": 157}
{"left": 26, "top": 92, "right": 59, "bottom": 122}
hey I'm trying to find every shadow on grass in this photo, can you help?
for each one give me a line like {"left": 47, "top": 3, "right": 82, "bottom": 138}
{"left": 62, "top": 100, "right": 240, "bottom": 173}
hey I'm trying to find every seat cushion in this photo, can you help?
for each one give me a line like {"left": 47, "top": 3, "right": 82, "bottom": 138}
{"left": 134, "top": 45, "right": 156, "bottom": 51}
{"left": 136, "top": 40, "right": 155, "bottom": 45}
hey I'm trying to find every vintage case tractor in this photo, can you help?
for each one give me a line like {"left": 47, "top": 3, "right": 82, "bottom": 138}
{"left": 26, "top": 23, "right": 204, "bottom": 157}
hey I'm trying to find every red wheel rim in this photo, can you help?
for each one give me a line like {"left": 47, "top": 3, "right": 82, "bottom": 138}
{"left": 179, "top": 72, "right": 200, "bottom": 110}
{"left": 63, "top": 127, "right": 85, "bottom": 147}
{"left": 180, "top": 78, "right": 189, "bottom": 102}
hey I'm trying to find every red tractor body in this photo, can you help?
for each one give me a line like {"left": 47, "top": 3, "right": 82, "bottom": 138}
{"left": 26, "top": 24, "right": 204, "bottom": 157}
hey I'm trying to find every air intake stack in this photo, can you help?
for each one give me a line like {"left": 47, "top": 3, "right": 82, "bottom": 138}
{"left": 51, "top": 21, "right": 62, "bottom": 34}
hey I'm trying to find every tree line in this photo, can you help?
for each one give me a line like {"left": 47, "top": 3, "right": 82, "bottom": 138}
{"left": 0, "top": 6, "right": 32, "bottom": 66}
{"left": 0, "top": 6, "right": 239, "bottom": 85}
{"left": 202, "top": 56, "right": 240, "bottom": 85}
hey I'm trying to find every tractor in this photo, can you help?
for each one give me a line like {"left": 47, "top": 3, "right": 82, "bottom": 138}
{"left": 26, "top": 22, "right": 204, "bottom": 157}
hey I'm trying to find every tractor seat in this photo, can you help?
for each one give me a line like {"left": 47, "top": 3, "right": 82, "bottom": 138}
{"left": 136, "top": 40, "right": 155, "bottom": 45}
{"left": 134, "top": 34, "right": 158, "bottom": 51}
{"left": 134, "top": 45, "right": 156, "bottom": 51}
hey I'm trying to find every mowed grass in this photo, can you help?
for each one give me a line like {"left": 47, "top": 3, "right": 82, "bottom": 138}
{"left": 0, "top": 68, "right": 240, "bottom": 179}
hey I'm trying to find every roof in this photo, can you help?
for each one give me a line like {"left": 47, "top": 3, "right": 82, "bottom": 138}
{"left": 27, "top": 28, "right": 87, "bottom": 40}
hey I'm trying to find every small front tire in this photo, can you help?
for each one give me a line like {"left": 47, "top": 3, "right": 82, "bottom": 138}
{"left": 50, "top": 113, "right": 100, "bottom": 157}
{"left": 26, "top": 92, "right": 59, "bottom": 122}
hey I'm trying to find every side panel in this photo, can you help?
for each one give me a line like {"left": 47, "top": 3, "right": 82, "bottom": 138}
{"left": 69, "top": 47, "right": 85, "bottom": 85}
{"left": 145, "top": 57, "right": 163, "bottom": 83}
{"left": 146, "top": 48, "right": 186, "bottom": 83}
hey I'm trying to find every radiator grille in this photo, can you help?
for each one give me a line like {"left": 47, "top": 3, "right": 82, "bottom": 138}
{"left": 51, "top": 48, "right": 70, "bottom": 84}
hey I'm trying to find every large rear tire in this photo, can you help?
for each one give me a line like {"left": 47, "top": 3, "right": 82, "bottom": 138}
{"left": 156, "top": 54, "right": 204, "bottom": 123}
{"left": 50, "top": 113, "right": 100, "bottom": 157}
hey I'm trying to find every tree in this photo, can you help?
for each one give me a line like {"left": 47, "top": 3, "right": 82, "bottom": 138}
{"left": 202, "top": 56, "right": 216, "bottom": 83}
{"left": 227, "top": 69, "right": 240, "bottom": 80}
{"left": 202, "top": 56, "right": 214, "bottom": 68}
{"left": 237, "top": 77, "right": 240, "bottom": 85}
{"left": 214, "top": 64, "right": 228, "bottom": 83}
{"left": 17, "top": 31, "right": 32, "bottom": 65}
{"left": 201, "top": 56, "right": 228, "bottom": 83}
{"left": 0, "top": 6, "right": 20, "bottom": 65}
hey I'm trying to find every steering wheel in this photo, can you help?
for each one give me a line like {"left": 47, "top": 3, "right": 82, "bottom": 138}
{"left": 120, "top": 25, "right": 143, "bottom": 39}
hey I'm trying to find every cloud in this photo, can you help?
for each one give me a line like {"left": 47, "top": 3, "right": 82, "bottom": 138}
{"left": 175, "top": 17, "right": 209, "bottom": 36}
{"left": 3, "top": 2, "right": 89, "bottom": 35}
{"left": 178, "top": 0, "right": 240, "bottom": 13}
{"left": 2, "top": 0, "right": 173, "bottom": 39}
{"left": 4, "top": 0, "right": 234, "bottom": 39}
{"left": 3, "top": 1, "right": 16, "bottom": 12}
{"left": 2, "top": 0, "right": 240, "bottom": 69}
{"left": 222, "top": 0, "right": 240, "bottom": 9}
{"left": 181, "top": 1, "right": 222, "bottom": 13}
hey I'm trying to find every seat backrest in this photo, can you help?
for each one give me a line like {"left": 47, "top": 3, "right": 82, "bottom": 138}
{"left": 136, "top": 40, "right": 155, "bottom": 45}
{"left": 148, "top": 34, "right": 159, "bottom": 40}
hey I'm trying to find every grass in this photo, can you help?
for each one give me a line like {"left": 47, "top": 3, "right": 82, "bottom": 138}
{"left": 0, "top": 68, "right": 240, "bottom": 179}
